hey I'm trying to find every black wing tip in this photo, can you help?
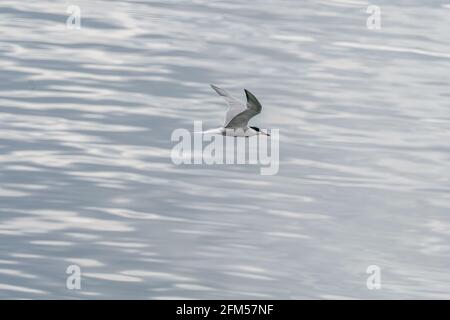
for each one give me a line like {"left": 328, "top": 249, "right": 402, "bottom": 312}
{"left": 244, "top": 89, "right": 262, "bottom": 111}
{"left": 210, "top": 84, "right": 222, "bottom": 93}
{"left": 244, "top": 89, "right": 257, "bottom": 101}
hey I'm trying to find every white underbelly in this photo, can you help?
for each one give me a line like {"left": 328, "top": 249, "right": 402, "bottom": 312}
{"left": 202, "top": 127, "right": 258, "bottom": 137}
{"left": 223, "top": 127, "right": 257, "bottom": 137}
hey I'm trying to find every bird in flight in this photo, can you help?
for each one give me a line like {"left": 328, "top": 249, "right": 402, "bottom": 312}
{"left": 204, "top": 84, "right": 270, "bottom": 137}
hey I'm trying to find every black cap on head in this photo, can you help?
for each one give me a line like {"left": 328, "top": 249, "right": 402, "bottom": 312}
{"left": 250, "top": 126, "right": 270, "bottom": 136}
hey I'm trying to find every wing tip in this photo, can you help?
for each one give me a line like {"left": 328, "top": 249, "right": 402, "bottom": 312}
{"left": 244, "top": 89, "right": 256, "bottom": 101}
{"left": 244, "top": 89, "right": 262, "bottom": 110}
{"left": 210, "top": 84, "right": 222, "bottom": 94}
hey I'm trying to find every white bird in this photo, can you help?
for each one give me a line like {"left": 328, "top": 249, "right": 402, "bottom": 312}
{"left": 204, "top": 84, "right": 270, "bottom": 137}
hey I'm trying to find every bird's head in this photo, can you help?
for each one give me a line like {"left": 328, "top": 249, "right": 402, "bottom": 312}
{"left": 250, "top": 126, "right": 270, "bottom": 136}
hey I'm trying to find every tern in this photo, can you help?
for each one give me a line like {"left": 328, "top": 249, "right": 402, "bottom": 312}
{"left": 204, "top": 84, "right": 270, "bottom": 137}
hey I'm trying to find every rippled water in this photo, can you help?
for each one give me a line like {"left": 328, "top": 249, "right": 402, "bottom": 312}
{"left": 1, "top": 0, "right": 450, "bottom": 299}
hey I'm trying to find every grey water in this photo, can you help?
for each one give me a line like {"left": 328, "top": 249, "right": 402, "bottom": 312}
{"left": 1, "top": 0, "right": 450, "bottom": 299}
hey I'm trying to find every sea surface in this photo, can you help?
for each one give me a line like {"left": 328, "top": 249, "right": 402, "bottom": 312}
{"left": 0, "top": 0, "right": 450, "bottom": 299}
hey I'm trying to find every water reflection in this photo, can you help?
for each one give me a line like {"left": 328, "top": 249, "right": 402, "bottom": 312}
{"left": 0, "top": 0, "right": 450, "bottom": 299}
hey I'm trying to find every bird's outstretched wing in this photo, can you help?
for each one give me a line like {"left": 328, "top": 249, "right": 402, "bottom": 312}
{"left": 224, "top": 89, "right": 262, "bottom": 129}
{"left": 210, "top": 85, "right": 263, "bottom": 128}
{"left": 210, "top": 84, "right": 247, "bottom": 127}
